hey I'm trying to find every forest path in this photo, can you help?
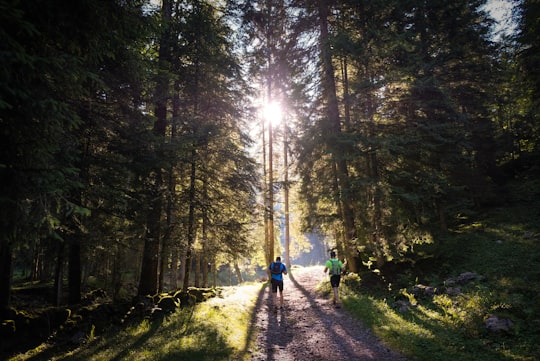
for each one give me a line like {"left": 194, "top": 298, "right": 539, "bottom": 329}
{"left": 250, "top": 266, "right": 409, "bottom": 361}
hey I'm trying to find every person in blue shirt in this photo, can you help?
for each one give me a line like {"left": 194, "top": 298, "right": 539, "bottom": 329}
{"left": 269, "top": 256, "right": 288, "bottom": 310}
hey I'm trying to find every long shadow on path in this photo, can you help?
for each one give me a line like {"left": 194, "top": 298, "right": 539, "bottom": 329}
{"left": 246, "top": 280, "right": 292, "bottom": 361}
{"left": 287, "top": 268, "right": 408, "bottom": 360}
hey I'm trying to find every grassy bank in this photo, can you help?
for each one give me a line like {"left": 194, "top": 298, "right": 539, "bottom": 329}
{"left": 9, "top": 283, "right": 264, "bottom": 361}
{"left": 323, "top": 201, "right": 540, "bottom": 361}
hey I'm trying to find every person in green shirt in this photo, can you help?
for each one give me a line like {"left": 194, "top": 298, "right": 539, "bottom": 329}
{"left": 324, "top": 251, "right": 344, "bottom": 308}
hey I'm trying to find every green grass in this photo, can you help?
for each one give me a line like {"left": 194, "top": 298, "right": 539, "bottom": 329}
{"left": 9, "top": 283, "right": 264, "bottom": 361}
{"left": 332, "top": 201, "right": 540, "bottom": 361}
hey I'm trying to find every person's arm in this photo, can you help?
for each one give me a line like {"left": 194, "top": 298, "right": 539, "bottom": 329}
{"left": 283, "top": 265, "right": 288, "bottom": 275}
{"left": 323, "top": 260, "right": 329, "bottom": 274}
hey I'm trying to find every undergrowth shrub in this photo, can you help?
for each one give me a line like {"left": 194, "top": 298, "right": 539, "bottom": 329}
{"left": 343, "top": 273, "right": 362, "bottom": 293}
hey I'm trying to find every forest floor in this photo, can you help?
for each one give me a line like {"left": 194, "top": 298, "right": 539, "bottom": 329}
{"left": 249, "top": 266, "right": 409, "bottom": 361}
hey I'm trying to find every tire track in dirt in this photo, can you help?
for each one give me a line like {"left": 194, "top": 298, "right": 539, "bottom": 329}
{"left": 251, "top": 266, "right": 408, "bottom": 361}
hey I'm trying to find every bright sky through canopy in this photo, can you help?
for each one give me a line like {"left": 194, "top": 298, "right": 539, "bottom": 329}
{"left": 263, "top": 101, "right": 283, "bottom": 125}
{"left": 484, "top": 0, "right": 516, "bottom": 40}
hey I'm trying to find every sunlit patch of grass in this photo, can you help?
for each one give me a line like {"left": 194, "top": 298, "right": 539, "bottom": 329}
{"left": 193, "top": 283, "right": 260, "bottom": 352}
{"left": 12, "top": 283, "right": 264, "bottom": 361}
{"left": 372, "top": 299, "right": 435, "bottom": 340}
{"left": 341, "top": 293, "right": 435, "bottom": 358}
{"left": 341, "top": 291, "right": 521, "bottom": 361}
{"left": 127, "top": 318, "right": 151, "bottom": 337}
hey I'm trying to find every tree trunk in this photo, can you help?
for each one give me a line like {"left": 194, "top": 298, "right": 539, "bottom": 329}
{"left": 267, "top": 101, "right": 275, "bottom": 276}
{"left": 194, "top": 251, "right": 201, "bottom": 288}
{"left": 0, "top": 241, "right": 13, "bottom": 311}
{"left": 212, "top": 261, "right": 217, "bottom": 288}
{"left": 183, "top": 151, "right": 197, "bottom": 291}
{"left": 67, "top": 234, "right": 81, "bottom": 304}
{"left": 164, "top": 78, "right": 180, "bottom": 292}
{"left": 178, "top": 247, "right": 187, "bottom": 290}
{"left": 365, "top": 83, "right": 385, "bottom": 267}
{"left": 317, "top": 0, "right": 359, "bottom": 272}
{"left": 262, "top": 118, "right": 271, "bottom": 277}
{"left": 53, "top": 240, "right": 65, "bottom": 306}
{"left": 170, "top": 243, "right": 179, "bottom": 290}
{"left": 341, "top": 56, "right": 351, "bottom": 130}
{"left": 158, "top": 230, "right": 167, "bottom": 292}
{"left": 138, "top": 182, "right": 162, "bottom": 296}
{"left": 234, "top": 262, "right": 244, "bottom": 284}
{"left": 202, "top": 254, "right": 209, "bottom": 288}
{"left": 368, "top": 149, "right": 386, "bottom": 268}
{"left": 112, "top": 245, "right": 123, "bottom": 302}
{"left": 284, "top": 125, "right": 291, "bottom": 268}
{"left": 138, "top": 0, "right": 171, "bottom": 296}
{"left": 201, "top": 211, "right": 209, "bottom": 288}
{"left": 159, "top": 169, "right": 174, "bottom": 293}
{"left": 0, "top": 180, "right": 17, "bottom": 310}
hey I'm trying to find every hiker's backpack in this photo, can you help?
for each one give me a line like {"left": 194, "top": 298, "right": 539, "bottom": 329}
{"left": 271, "top": 262, "right": 282, "bottom": 275}
{"left": 330, "top": 259, "right": 341, "bottom": 276}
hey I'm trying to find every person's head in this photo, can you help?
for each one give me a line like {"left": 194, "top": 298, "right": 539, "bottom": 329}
{"left": 276, "top": 256, "right": 281, "bottom": 262}
{"left": 330, "top": 251, "right": 336, "bottom": 258}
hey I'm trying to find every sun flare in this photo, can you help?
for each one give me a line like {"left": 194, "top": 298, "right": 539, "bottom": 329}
{"left": 263, "top": 101, "right": 283, "bottom": 125}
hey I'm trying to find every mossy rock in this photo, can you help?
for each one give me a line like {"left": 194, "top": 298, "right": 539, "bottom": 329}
{"left": 157, "top": 296, "right": 179, "bottom": 313}
{"left": 1, "top": 319, "right": 16, "bottom": 338}
{"left": 177, "top": 291, "right": 197, "bottom": 307}
{"left": 187, "top": 287, "right": 218, "bottom": 302}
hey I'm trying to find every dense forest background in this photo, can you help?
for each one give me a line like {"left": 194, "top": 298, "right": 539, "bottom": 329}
{"left": 1, "top": 0, "right": 538, "bottom": 312}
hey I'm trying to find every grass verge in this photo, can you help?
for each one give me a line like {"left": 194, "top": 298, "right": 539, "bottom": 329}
{"left": 9, "top": 283, "right": 264, "bottom": 361}
{"left": 319, "top": 202, "right": 540, "bottom": 361}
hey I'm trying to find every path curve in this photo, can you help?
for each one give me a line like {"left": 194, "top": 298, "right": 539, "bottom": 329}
{"left": 251, "top": 266, "right": 408, "bottom": 361}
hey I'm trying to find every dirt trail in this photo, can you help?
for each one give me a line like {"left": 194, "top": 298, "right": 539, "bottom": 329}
{"left": 250, "top": 266, "right": 408, "bottom": 361}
